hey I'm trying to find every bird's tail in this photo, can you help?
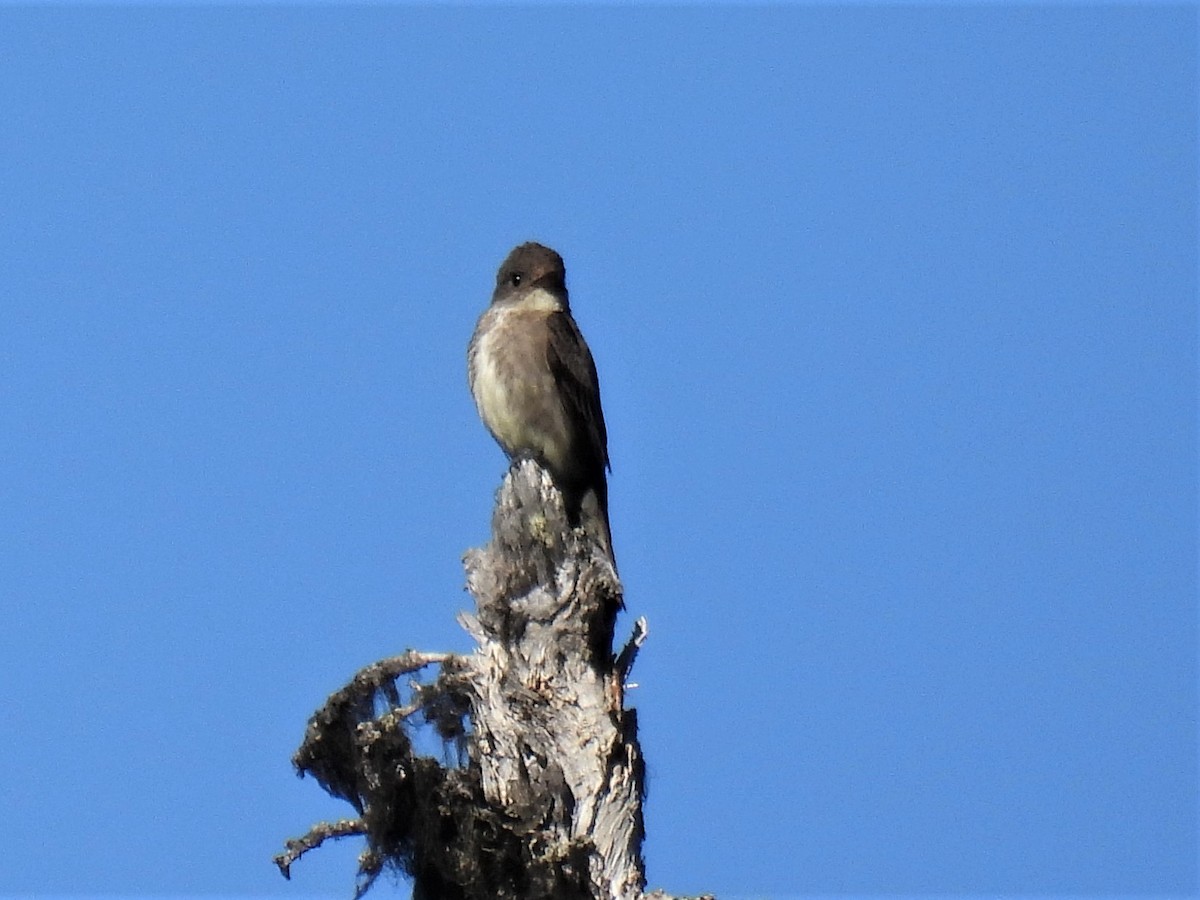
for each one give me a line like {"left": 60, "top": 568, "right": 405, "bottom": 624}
{"left": 571, "top": 479, "right": 617, "bottom": 574}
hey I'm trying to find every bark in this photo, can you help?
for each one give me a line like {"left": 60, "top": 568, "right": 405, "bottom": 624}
{"left": 275, "top": 460, "right": 712, "bottom": 900}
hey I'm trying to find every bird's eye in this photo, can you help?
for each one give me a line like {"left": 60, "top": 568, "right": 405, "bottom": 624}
{"left": 509, "top": 272, "right": 523, "bottom": 287}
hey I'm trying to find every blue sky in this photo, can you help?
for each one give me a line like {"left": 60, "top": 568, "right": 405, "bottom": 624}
{"left": 1, "top": 5, "right": 1195, "bottom": 898}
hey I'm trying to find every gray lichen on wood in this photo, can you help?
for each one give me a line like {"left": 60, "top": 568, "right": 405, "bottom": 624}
{"left": 276, "top": 460, "right": 713, "bottom": 900}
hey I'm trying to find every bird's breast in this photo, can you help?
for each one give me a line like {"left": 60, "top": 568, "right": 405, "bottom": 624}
{"left": 470, "top": 306, "right": 567, "bottom": 467}
{"left": 472, "top": 318, "right": 523, "bottom": 441}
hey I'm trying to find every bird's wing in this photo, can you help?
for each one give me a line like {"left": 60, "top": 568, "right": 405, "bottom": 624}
{"left": 545, "top": 312, "right": 610, "bottom": 473}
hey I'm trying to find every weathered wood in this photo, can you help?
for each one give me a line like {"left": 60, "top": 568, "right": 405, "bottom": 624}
{"left": 461, "top": 460, "right": 636, "bottom": 898}
{"left": 275, "top": 461, "right": 712, "bottom": 900}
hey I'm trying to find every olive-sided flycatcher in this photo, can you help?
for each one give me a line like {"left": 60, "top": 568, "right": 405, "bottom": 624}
{"left": 468, "top": 242, "right": 613, "bottom": 561}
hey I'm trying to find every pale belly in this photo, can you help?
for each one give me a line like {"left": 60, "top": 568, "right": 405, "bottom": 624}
{"left": 471, "top": 312, "right": 572, "bottom": 475}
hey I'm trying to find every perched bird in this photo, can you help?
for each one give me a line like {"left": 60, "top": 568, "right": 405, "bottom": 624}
{"left": 468, "top": 242, "right": 613, "bottom": 562}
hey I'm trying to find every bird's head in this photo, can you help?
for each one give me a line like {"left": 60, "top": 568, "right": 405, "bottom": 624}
{"left": 492, "top": 242, "right": 569, "bottom": 310}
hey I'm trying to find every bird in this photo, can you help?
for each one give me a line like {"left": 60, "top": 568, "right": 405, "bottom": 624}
{"left": 468, "top": 242, "right": 613, "bottom": 563}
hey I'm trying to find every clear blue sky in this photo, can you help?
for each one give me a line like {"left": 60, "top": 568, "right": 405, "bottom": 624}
{"left": 1, "top": 5, "right": 1195, "bottom": 898}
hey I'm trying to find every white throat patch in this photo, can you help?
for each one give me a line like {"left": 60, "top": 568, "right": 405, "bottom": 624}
{"left": 518, "top": 286, "right": 565, "bottom": 313}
